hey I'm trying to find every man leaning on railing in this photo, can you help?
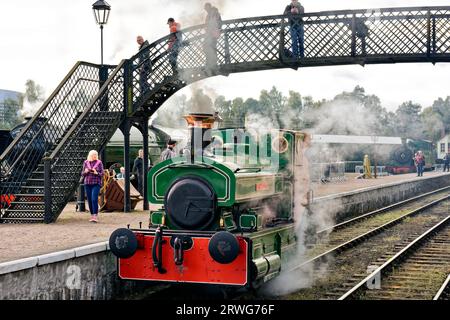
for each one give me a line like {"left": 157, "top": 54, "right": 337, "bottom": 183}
{"left": 136, "top": 35, "right": 152, "bottom": 95}
{"left": 284, "top": 0, "right": 305, "bottom": 59}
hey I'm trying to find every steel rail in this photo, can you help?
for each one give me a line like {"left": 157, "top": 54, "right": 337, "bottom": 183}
{"left": 339, "top": 215, "right": 450, "bottom": 300}
{"left": 317, "top": 185, "right": 450, "bottom": 235}
{"left": 287, "top": 194, "right": 450, "bottom": 274}
{"left": 433, "top": 274, "right": 450, "bottom": 300}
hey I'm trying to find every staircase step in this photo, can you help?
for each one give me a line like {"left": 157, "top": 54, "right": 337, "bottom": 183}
{"left": 13, "top": 194, "right": 44, "bottom": 198}
{"left": 10, "top": 201, "right": 44, "bottom": 206}
{"left": 0, "top": 217, "right": 45, "bottom": 223}
{"left": 4, "top": 209, "right": 44, "bottom": 213}
{"left": 26, "top": 179, "right": 44, "bottom": 184}
{"left": 21, "top": 186, "right": 68, "bottom": 189}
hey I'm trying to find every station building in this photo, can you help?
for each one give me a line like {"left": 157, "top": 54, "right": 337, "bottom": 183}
{"left": 436, "top": 134, "right": 450, "bottom": 160}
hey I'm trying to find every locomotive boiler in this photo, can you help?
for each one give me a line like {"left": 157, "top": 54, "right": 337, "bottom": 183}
{"left": 109, "top": 113, "right": 309, "bottom": 287}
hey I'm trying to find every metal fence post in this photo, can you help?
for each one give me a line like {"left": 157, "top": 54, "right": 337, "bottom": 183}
{"left": 43, "top": 156, "right": 52, "bottom": 223}
{"left": 123, "top": 119, "right": 131, "bottom": 213}
{"left": 123, "top": 59, "right": 133, "bottom": 116}
{"left": 142, "top": 117, "right": 150, "bottom": 211}
{"left": 432, "top": 16, "right": 437, "bottom": 55}
{"left": 427, "top": 10, "right": 431, "bottom": 57}
{"left": 224, "top": 32, "right": 231, "bottom": 65}
{"left": 278, "top": 17, "right": 286, "bottom": 61}
{"left": 351, "top": 14, "right": 357, "bottom": 57}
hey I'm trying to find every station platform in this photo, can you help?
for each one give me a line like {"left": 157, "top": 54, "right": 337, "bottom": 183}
{"left": 312, "top": 171, "right": 448, "bottom": 198}
{"left": 0, "top": 171, "right": 448, "bottom": 263}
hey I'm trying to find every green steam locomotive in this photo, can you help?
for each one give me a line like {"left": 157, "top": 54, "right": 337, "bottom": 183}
{"left": 109, "top": 113, "right": 309, "bottom": 287}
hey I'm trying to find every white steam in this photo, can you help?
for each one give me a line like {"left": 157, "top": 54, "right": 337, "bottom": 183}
{"left": 21, "top": 97, "right": 41, "bottom": 118}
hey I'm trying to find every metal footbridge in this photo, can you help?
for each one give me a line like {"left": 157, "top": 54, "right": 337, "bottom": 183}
{"left": 1, "top": 6, "right": 449, "bottom": 223}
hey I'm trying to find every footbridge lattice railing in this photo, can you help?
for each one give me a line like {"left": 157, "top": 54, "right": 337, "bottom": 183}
{"left": 131, "top": 6, "right": 450, "bottom": 116}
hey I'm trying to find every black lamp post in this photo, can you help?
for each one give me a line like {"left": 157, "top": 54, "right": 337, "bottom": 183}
{"left": 92, "top": 0, "right": 111, "bottom": 65}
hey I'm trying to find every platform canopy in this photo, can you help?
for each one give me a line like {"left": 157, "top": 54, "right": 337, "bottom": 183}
{"left": 312, "top": 135, "right": 402, "bottom": 145}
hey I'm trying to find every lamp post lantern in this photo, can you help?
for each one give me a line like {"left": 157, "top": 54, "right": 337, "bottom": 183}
{"left": 92, "top": 0, "right": 111, "bottom": 65}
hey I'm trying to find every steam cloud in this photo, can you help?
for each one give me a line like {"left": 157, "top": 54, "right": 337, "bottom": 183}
{"left": 21, "top": 97, "right": 41, "bottom": 118}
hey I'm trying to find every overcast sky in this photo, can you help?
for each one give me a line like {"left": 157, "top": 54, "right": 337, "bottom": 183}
{"left": 0, "top": 0, "right": 449, "bottom": 112}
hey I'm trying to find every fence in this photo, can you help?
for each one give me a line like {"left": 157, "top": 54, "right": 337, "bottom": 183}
{"left": 311, "top": 162, "right": 346, "bottom": 183}
{"left": 354, "top": 165, "right": 389, "bottom": 176}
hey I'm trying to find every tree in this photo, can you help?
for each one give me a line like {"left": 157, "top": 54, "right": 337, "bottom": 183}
{"left": 0, "top": 98, "right": 22, "bottom": 130}
{"left": 20, "top": 80, "right": 45, "bottom": 105}
{"left": 19, "top": 79, "right": 46, "bottom": 118}
{"left": 214, "top": 95, "right": 232, "bottom": 124}
{"left": 395, "top": 101, "right": 423, "bottom": 139}
{"left": 242, "top": 98, "right": 260, "bottom": 115}
{"left": 430, "top": 97, "right": 450, "bottom": 136}
{"left": 259, "top": 86, "right": 286, "bottom": 128}
{"left": 285, "top": 90, "right": 304, "bottom": 130}
{"left": 421, "top": 106, "right": 445, "bottom": 141}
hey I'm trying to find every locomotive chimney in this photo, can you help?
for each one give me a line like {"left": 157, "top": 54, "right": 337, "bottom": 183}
{"left": 184, "top": 113, "right": 216, "bottom": 163}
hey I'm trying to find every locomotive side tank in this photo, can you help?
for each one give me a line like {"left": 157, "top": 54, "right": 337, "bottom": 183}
{"left": 110, "top": 114, "right": 309, "bottom": 287}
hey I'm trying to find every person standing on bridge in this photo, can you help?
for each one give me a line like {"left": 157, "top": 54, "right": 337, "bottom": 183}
{"left": 167, "top": 18, "right": 182, "bottom": 76}
{"left": 203, "top": 3, "right": 222, "bottom": 72}
{"left": 136, "top": 36, "right": 151, "bottom": 95}
{"left": 284, "top": 0, "right": 305, "bottom": 59}
{"left": 81, "top": 150, "right": 104, "bottom": 223}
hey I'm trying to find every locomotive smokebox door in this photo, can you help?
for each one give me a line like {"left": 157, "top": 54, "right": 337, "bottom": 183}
{"left": 165, "top": 176, "right": 217, "bottom": 230}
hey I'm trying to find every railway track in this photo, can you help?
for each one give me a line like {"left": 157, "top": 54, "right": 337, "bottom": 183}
{"left": 280, "top": 193, "right": 450, "bottom": 300}
{"left": 434, "top": 274, "right": 450, "bottom": 300}
{"left": 290, "top": 188, "right": 450, "bottom": 273}
{"left": 140, "top": 188, "right": 450, "bottom": 300}
{"left": 338, "top": 216, "right": 450, "bottom": 300}
{"left": 318, "top": 186, "right": 450, "bottom": 233}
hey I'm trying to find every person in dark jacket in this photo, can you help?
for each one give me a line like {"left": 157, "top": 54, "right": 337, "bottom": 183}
{"left": 136, "top": 36, "right": 151, "bottom": 94}
{"left": 132, "top": 149, "right": 150, "bottom": 196}
{"left": 160, "top": 140, "right": 177, "bottom": 162}
{"left": 203, "top": 3, "right": 222, "bottom": 70}
{"left": 81, "top": 150, "right": 104, "bottom": 223}
{"left": 284, "top": 0, "right": 305, "bottom": 58}
{"left": 443, "top": 152, "right": 450, "bottom": 172}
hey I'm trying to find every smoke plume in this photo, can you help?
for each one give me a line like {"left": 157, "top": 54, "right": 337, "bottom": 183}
{"left": 21, "top": 97, "right": 41, "bottom": 118}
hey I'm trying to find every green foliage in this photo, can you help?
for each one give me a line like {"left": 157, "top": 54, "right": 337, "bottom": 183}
{"left": 0, "top": 98, "right": 22, "bottom": 130}
{"left": 152, "top": 84, "right": 447, "bottom": 144}
{"left": 395, "top": 101, "right": 423, "bottom": 139}
{"left": 19, "top": 79, "right": 45, "bottom": 106}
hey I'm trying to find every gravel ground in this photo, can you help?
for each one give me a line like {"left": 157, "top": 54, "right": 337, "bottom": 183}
{"left": 0, "top": 202, "right": 149, "bottom": 263}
